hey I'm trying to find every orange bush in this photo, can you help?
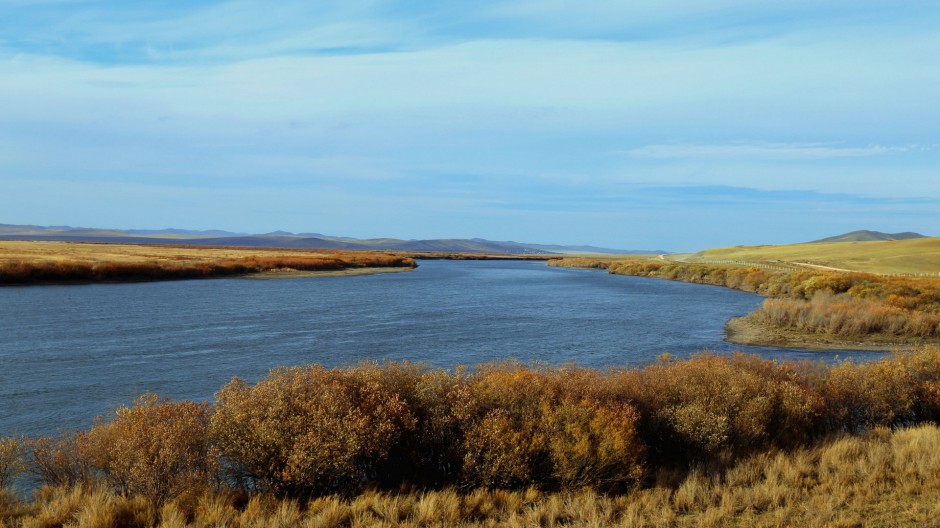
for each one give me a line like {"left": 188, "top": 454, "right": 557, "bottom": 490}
{"left": 754, "top": 294, "right": 940, "bottom": 337}
{"left": 210, "top": 365, "right": 414, "bottom": 497}
{"left": 455, "top": 364, "right": 646, "bottom": 490}
{"left": 29, "top": 432, "right": 96, "bottom": 488}
{"left": 820, "top": 360, "right": 916, "bottom": 432}
{"left": 86, "top": 395, "right": 218, "bottom": 503}
{"left": 619, "top": 353, "right": 820, "bottom": 464}
{"left": 0, "top": 437, "right": 27, "bottom": 490}
{"left": 544, "top": 399, "right": 645, "bottom": 490}
{"left": 17, "top": 348, "right": 940, "bottom": 501}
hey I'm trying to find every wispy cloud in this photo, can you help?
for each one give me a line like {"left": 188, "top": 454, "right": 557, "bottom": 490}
{"left": 2, "top": 1, "right": 940, "bottom": 247}
{"left": 625, "top": 142, "right": 919, "bottom": 160}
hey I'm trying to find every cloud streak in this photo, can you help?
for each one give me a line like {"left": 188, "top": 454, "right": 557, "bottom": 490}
{"left": 1, "top": 1, "right": 939, "bottom": 248}
{"left": 625, "top": 143, "right": 919, "bottom": 160}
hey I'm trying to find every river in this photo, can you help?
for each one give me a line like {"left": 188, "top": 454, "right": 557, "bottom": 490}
{"left": 0, "top": 259, "right": 875, "bottom": 436}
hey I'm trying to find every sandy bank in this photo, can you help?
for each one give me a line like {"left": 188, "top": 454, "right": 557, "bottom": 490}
{"left": 723, "top": 316, "right": 938, "bottom": 352}
{"left": 241, "top": 266, "right": 416, "bottom": 280}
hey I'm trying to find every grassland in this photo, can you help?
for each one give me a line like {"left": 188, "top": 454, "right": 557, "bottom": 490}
{"left": 0, "top": 241, "right": 417, "bottom": 284}
{"left": 692, "top": 236, "right": 940, "bottom": 275}
{"left": 4, "top": 348, "right": 940, "bottom": 526}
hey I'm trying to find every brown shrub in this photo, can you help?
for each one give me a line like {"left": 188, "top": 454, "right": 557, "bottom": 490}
{"left": 544, "top": 399, "right": 645, "bottom": 490}
{"left": 455, "top": 364, "right": 646, "bottom": 490}
{"left": 620, "top": 354, "right": 820, "bottom": 464}
{"left": 29, "top": 431, "right": 97, "bottom": 488}
{"left": 356, "top": 362, "right": 468, "bottom": 487}
{"left": 755, "top": 294, "right": 940, "bottom": 338}
{"left": 210, "top": 365, "right": 415, "bottom": 497}
{"left": 455, "top": 365, "right": 552, "bottom": 489}
{"left": 821, "top": 359, "right": 916, "bottom": 432}
{"left": 85, "top": 394, "right": 218, "bottom": 504}
{"left": 547, "top": 259, "right": 611, "bottom": 270}
{"left": 0, "top": 436, "right": 27, "bottom": 490}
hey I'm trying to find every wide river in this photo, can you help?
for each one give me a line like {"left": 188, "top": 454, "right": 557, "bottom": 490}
{"left": 0, "top": 259, "right": 875, "bottom": 436}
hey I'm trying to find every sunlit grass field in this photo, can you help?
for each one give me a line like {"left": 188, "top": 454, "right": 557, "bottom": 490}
{"left": 0, "top": 240, "right": 406, "bottom": 268}
{"left": 693, "top": 236, "right": 940, "bottom": 275}
{"left": 0, "top": 241, "right": 416, "bottom": 284}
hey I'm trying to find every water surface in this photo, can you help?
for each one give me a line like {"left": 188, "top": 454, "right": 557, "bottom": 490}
{"left": 0, "top": 259, "right": 876, "bottom": 436}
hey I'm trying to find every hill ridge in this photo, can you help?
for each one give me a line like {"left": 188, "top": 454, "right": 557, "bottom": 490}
{"left": 809, "top": 230, "right": 925, "bottom": 243}
{"left": 0, "top": 223, "right": 661, "bottom": 255}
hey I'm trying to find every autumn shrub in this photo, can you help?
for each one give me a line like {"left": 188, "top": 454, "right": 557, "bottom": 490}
{"left": 210, "top": 365, "right": 415, "bottom": 497}
{"left": 892, "top": 346, "right": 940, "bottom": 421}
{"left": 454, "top": 365, "right": 552, "bottom": 489}
{"left": 547, "top": 258, "right": 611, "bottom": 270}
{"left": 617, "top": 354, "right": 820, "bottom": 466}
{"left": 0, "top": 437, "right": 27, "bottom": 490}
{"left": 14, "top": 347, "right": 940, "bottom": 504}
{"left": 29, "top": 432, "right": 97, "bottom": 488}
{"left": 543, "top": 399, "right": 645, "bottom": 491}
{"left": 755, "top": 294, "right": 940, "bottom": 338}
{"left": 454, "top": 364, "right": 646, "bottom": 490}
{"left": 84, "top": 395, "right": 218, "bottom": 504}
{"left": 819, "top": 359, "right": 917, "bottom": 433}
{"left": 357, "top": 362, "right": 468, "bottom": 487}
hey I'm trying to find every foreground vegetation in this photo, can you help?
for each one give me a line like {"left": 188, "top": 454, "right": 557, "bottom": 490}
{"left": 4, "top": 348, "right": 940, "bottom": 525}
{"left": 0, "top": 241, "right": 416, "bottom": 284}
{"left": 550, "top": 258, "right": 940, "bottom": 345}
{"left": 4, "top": 424, "right": 940, "bottom": 527}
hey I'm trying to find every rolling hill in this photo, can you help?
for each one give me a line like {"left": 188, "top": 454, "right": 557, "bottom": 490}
{"left": 810, "top": 230, "right": 925, "bottom": 243}
{"left": 693, "top": 235, "right": 940, "bottom": 275}
{"left": 0, "top": 224, "right": 660, "bottom": 255}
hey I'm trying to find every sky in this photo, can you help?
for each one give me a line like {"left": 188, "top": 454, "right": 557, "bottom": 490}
{"left": 1, "top": 1, "right": 938, "bottom": 251}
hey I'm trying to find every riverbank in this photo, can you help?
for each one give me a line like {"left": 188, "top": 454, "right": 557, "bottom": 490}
{"left": 243, "top": 266, "right": 417, "bottom": 279}
{"left": 0, "top": 241, "right": 422, "bottom": 285}
{"left": 0, "top": 240, "right": 563, "bottom": 285}
{"left": 548, "top": 257, "right": 940, "bottom": 352}
{"left": 723, "top": 316, "right": 935, "bottom": 352}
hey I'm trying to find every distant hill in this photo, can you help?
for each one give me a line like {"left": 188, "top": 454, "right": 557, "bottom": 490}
{"left": 124, "top": 228, "right": 248, "bottom": 237}
{"left": 0, "top": 223, "right": 660, "bottom": 255}
{"left": 810, "top": 230, "right": 926, "bottom": 243}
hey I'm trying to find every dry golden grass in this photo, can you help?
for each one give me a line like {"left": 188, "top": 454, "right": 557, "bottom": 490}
{"left": 0, "top": 240, "right": 339, "bottom": 265}
{"left": 0, "top": 241, "right": 416, "bottom": 284}
{"left": 4, "top": 425, "right": 940, "bottom": 527}
{"left": 694, "top": 236, "right": 940, "bottom": 275}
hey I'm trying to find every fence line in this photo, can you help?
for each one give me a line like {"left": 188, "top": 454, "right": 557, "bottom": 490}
{"left": 684, "top": 259, "right": 940, "bottom": 278}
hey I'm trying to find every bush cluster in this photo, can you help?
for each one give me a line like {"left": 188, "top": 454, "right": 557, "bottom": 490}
{"left": 5, "top": 348, "right": 940, "bottom": 504}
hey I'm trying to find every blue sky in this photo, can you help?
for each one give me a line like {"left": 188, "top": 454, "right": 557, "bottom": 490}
{"left": 1, "top": 1, "right": 938, "bottom": 251}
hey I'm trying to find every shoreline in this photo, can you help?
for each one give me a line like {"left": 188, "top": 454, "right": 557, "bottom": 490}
{"left": 240, "top": 266, "right": 416, "bottom": 280}
{"left": 548, "top": 259, "right": 939, "bottom": 354}
{"left": 723, "top": 316, "right": 936, "bottom": 352}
